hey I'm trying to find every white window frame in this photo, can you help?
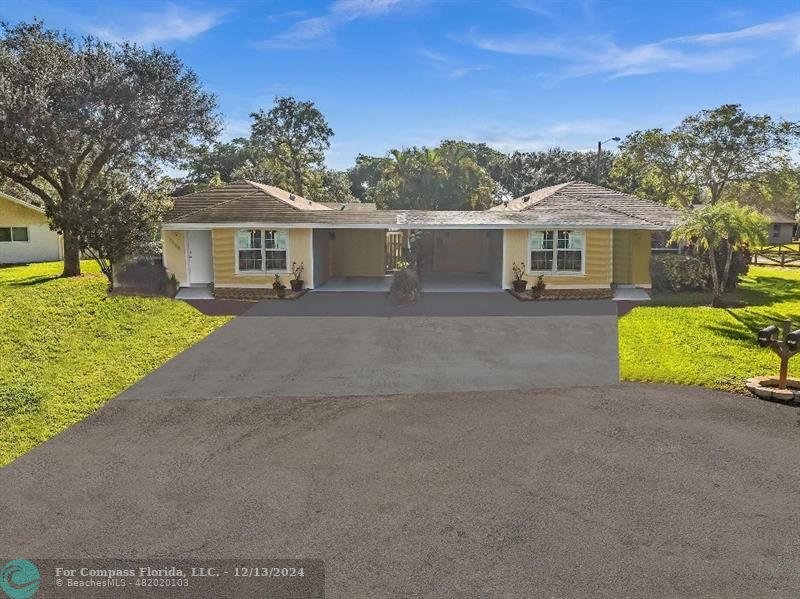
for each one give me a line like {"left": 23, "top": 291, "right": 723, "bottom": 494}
{"left": 0, "top": 226, "right": 30, "bottom": 243}
{"left": 234, "top": 229, "right": 290, "bottom": 275}
{"left": 527, "top": 229, "right": 586, "bottom": 276}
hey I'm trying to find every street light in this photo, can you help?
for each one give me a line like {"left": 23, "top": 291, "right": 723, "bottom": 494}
{"left": 596, "top": 136, "right": 620, "bottom": 184}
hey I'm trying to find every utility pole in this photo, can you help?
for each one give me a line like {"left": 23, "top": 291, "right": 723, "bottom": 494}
{"left": 596, "top": 137, "right": 621, "bottom": 184}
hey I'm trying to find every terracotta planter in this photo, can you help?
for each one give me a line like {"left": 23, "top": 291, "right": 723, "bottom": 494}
{"left": 274, "top": 287, "right": 287, "bottom": 298}
{"left": 290, "top": 279, "right": 304, "bottom": 292}
{"left": 512, "top": 280, "right": 528, "bottom": 293}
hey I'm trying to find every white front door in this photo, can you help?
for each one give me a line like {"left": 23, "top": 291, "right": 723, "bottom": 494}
{"left": 187, "top": 230, "right": 213, "bottom": 284}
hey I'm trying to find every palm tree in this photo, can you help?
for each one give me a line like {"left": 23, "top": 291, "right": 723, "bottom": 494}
{"left": 670, "top": 202, "right": 768, "bottom": 306}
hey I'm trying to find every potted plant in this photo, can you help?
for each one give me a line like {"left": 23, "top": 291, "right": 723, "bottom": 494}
{"left": 511, "top": 262, "right": 528, "bottom": 292}
{"left": 272, "top": 273, "right": 287, "bottom": 298}
{"left": 531, "top": 274, "right": 546, "bottom": 298}
{"left": 290, "top": 262, "right": 304, "bottom": 292}
{"left": 389, "top": 262, "right": 421, "bottom": 304}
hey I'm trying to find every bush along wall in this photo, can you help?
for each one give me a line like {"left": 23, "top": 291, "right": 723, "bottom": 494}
{"left": 651, "top": 245, "right": 751, "bottom": 293}
{"left": 651, "top": 254, "right": 708, "bottom": 292}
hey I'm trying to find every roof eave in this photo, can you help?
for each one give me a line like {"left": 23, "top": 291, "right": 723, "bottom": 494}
{"left": 162, "top": 221, "right": 672, "bottom": 231}
{"left": 0, "top": 190, "right": 46, "bottom": 214}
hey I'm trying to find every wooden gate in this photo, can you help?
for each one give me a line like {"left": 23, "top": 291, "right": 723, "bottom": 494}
{"left": 385, "top": 231, "right": 405, "bottom": 271}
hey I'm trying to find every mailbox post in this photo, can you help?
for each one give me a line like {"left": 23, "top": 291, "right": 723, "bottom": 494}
{"left": 757, "top": 319, "right": 799, "bottom": 389}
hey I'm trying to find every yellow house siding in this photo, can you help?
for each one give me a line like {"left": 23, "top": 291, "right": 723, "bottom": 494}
{"left": 331, "top": 229, "right": 385, "bottom": 277}
{"left": 630, "top": 230, "right": 652, "bottom": 287}
{"left": 212, "top": 227, "right": 313, "bottom": 287}
{"left": 612, "top": 230, "right": 632, "bottom": 284}
{"left": 0, "top": 195, "right": 49, "bottom": 225}
{"left": 162, "top": 230, "right": 187, "bottom": 285}
{"left": 503, "top": 228, "right": 612, "bottom": 288}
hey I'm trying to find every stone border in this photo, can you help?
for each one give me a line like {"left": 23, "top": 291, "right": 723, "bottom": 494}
{"left": 509, "top": 288, "right": 614, "bottom": 301}
{"left": 745, "top": 376, "right": 800, "bottom": 401}
{"left": 213, "top": 288, "right": 309, "bottom": 301}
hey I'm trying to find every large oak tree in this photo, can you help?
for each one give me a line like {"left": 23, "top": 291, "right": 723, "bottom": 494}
{"left": 249, "top": 97, "right": 333, "bottom": 197}
{"left": 611, "top": 104, "right": 800, "bottom": 207}
{"left": 0, "top": 21, "right": 219, "bottom": 275}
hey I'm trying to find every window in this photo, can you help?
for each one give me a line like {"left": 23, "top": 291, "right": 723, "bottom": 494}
{"left": 0, "top": 227, "right": 28, "bottom": 242}
{"left": 529, "top": 230, "right": 553, "bottom": 270}
{"left": 529, "top": 229, "right": 583, "bottom": 273}
{"left": 237, "top": 229, "right": 288, "bottom": 273}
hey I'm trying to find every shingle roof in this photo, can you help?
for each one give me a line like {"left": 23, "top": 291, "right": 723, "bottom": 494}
{"left": 319, "top": 202, "right": 378, "bottom": 211}
{"left": 490, "top": 180, "right": 678, "bottom": 227}
{"left": 164, "top": 180, "right": 332, "bottom": 223}
{"left": 767, "top": 213, "right": 796, "bottom": 224}
{"left": 164, "top": 179, "right": 677, "bottom": 229}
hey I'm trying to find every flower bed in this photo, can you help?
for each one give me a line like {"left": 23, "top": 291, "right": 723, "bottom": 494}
{"left": 509, "top": 288, "right": 613, "bottom": 301}
{"left": 213, "top": 287, "right": 308, "bottom": 301}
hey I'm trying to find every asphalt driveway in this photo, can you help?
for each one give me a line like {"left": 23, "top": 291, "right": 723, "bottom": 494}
{"left": 121, "top": 293, "right": 619, "bottom": 399}
{"left": 1, "top": 384, "right": 798, "bottom": 597}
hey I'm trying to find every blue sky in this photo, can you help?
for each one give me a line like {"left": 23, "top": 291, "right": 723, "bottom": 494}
{"left": 2, "top": 0, "right": 799, "bottom": 170}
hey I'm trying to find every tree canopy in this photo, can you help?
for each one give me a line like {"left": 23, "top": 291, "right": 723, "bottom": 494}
{"left": 670, "top": 202, "right": 768, "bottom": 305}
{"left": 360, "top": 145, "right": 496, "bottom": 211}
{"left": 611, "top": 104, "right": 800, "bottom": 208}
{"left": 0, "top": 20, "right": 220, "bottom": 275}
{"left": 250, "top": 96, "right": 333, "bottom": 197}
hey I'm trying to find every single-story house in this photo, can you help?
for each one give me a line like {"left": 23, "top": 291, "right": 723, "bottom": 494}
{"left": 765, "top": 214, "right": 796, "bottom": 245}
{"left": 161, "top": 179, "right": 678, "bottom": 296}
{"left": 0, "top": 191, "right": 62, "bottom": 264}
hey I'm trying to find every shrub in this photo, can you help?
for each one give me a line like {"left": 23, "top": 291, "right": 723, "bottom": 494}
{"left": 389, "top": 268, "right": 421, "bottom": 303}
{"left": 651, "top": 254, "right": 708, "bottom": 292}
{"left": 717, "top": 246, "right": 751, "bottom": 291}
{"left": 688, "top": 244, "right": 752, "bottom": 291}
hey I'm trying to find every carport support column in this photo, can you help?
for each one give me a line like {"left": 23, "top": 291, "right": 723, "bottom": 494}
{"left": 308, "top": 229, "right": 315, "bottom": 290}
{"left": 501, "top": 230, "right": 508, "bottom": 290}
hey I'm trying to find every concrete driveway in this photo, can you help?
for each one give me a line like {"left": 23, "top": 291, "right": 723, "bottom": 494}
{"left": 1, "top": 384, "right": 799, "bottom": 597}
{"left": 121, "top": 292, "right": 619, "bottom": 399}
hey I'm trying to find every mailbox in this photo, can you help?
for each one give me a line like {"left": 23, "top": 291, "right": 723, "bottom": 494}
{"left": 787, "top": 329, "right": 800, "bottom": 351}
{"left": 757, "top": 325, "right": 778, "bottom": 348}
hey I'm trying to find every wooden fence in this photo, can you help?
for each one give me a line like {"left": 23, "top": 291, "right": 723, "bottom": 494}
{"left": 752, "top": 243, "right": 800, "bottom": 267}
{"left": 385, "top": 231, "right": 405, "bottom": 271}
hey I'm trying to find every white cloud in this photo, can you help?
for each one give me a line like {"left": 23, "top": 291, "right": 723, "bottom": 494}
{"left": 418, "top": 47, "right": 489, "bottom": 79}
{"left": 259, "top": 0, "right": 415, "bottom": 49}
{"left": 90, "top": 4, "right": 225, "bottom": 45}
{"left": 545, "top": 118, "right": 624, "bottom": 136}
{"left": 458, "top": 13, "right": 800, "bottom": 79}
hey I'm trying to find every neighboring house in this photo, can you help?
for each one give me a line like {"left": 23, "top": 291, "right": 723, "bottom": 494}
{"left": 0, "top": 191, "right": 62, "bottom": 264}
{"left": 161, "top": 179, "right": 678, "bottom": 295}
{"left": 765, "top": 214, "right": 796, "bottom": 245}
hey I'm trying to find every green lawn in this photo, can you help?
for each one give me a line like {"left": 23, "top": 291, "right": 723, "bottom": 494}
{"left": 620, "top": 266, "right": 800, "bottom": 392}
{"left": 1, "top": 261, "right": 797, "bottom": 467}
{"left": 0, "top": 261, "right": 230, "bottom": 466}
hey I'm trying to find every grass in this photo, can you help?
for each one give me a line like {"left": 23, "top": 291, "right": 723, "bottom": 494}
{"left": 1, "top": 260, "right": 797, "bottom": 465}
{"left": 0, "top": 261, "right": 230, "bottom": 467}
{"left": 620, "top": 266, "right": 800, "bottom": 393}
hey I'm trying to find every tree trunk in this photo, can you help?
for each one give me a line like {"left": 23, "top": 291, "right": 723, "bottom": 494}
{"left": 721, "top": 243, "right": 734, "bottom": 293}
{"left": 61, "top": 230, "right": 81, "bottom": 277}
{"left": 293, "top": 169, "right": 304, "bottom": 197}
{"left": 707, "top": 248, "right": 723, "bottom": 307}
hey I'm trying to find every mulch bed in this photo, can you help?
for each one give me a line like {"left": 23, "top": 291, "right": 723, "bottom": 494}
{"left": 509, "top": 288, "right": 614, "bottom": 301}
{"left": 213, "top": 288, "right": 309, "bottom": 301}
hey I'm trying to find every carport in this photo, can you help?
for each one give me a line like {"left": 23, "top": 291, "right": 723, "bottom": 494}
{"left": 416, "top": 229, "right": 503, "bottom": 292}
{"left": 313, "top": 226, "right": 503, "bottom": 293}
